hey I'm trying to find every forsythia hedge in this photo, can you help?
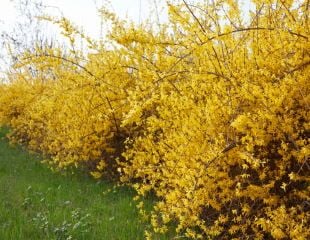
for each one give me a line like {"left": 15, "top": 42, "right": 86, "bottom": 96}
{"left": 0, "top": 44, "right": 131, "bottom": 177}
{"left": 0, "top": 0, "right": 309, "bottom": 239}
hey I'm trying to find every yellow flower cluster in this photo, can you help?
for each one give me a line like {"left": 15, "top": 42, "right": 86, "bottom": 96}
{"left": 0, "top": 0, "right": 309, "bottom": 239}
{"left": 0, "top": 34, "right": 131, "bottom": 177}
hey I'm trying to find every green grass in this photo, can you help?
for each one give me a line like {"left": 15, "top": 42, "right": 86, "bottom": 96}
{"left": 0, "top": 128, "right": 174, "bottom": 240}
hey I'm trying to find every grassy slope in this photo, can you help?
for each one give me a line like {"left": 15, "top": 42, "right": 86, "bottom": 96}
{"left": 0, "top": 128, "right": 173, "bottom": 240}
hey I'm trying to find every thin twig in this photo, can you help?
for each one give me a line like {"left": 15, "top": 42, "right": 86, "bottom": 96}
{"left": 182, "top": 0, "right": 206, "bottom": 34}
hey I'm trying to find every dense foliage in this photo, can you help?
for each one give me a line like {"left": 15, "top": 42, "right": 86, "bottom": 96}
{"left": 0, "top": 0, "right": 309, "bottom": 239}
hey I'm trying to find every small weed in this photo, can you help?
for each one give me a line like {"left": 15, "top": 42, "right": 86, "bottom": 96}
{"left": 21, "top": 186, "right": 93, "bottom": 239}
{"left": 32, "top": 211, "right": 49, "bottom": 233}
{"left": 53, "top": 209, "right": 92, "bottom": 240}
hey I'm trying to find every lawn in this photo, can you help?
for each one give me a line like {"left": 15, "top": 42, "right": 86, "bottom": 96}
{"left": 0, "top": 128, "right": 171, "bottom": 240}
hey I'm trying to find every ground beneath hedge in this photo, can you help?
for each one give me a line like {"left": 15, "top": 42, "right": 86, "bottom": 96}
{"left": 0, "top": 128, "right": 174, "bottom": 240}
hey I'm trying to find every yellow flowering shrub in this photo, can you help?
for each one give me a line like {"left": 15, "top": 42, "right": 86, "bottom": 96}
{"left": 118, "top": 0, "right": 309, "bottom": 238}
{"left": 0, "top": 0, "right": 309, "bottom": 239}
{"left": 0, "top": 20, "right": 132, "bottom": 177}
